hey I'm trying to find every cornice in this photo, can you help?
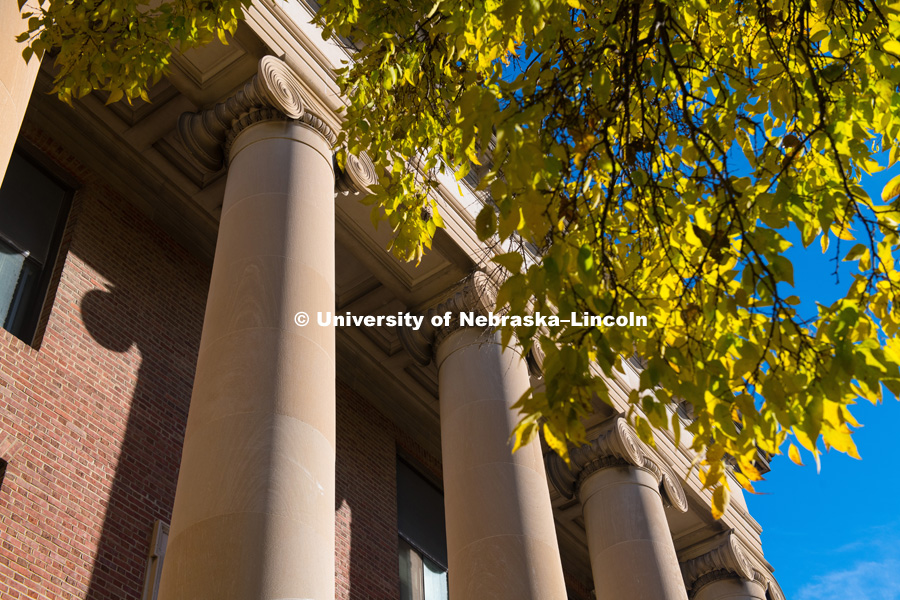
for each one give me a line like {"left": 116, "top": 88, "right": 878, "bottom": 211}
{"left": 544, "top": 416, "right": 689, "bottom": 512}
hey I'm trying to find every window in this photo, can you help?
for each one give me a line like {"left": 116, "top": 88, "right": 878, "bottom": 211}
{"left": 397, "top": 459, "right": 448, "bottom": 600}
{"left": 0, "top": 149, "right": 73, "bottom": 344}
{"left": 141, "top": 520, "right": 169, "bottom": 600}
{"left": 0, "top": 458, "right": 7, "bottom": 491}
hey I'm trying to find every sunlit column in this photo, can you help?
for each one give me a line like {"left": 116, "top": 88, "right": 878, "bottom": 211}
{"left": 680, "top": 531, "right": 769, "bottom": 600}
{"left": 158, "top": 57, "right": 338, "bottom": 600}
{"left": 546, "top": 417, "right": 690, "bottom": 600}
{"left": 401, "top": 273, "right": 568, "bottom": 600}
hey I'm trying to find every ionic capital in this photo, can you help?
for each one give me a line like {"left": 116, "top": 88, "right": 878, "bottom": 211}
{"left": 767, "top": 577, "right": 786, "bottom": 600}
{"left": 398, "top": 271, "right": 498, "bottom": 365}
{"left": 178, "top": 56, "right": 337, "bottom": 171}
{"left": 545, "top": 416, "right": 688, "bottom": 512}
{"left": 335, "top": 150, "right": 378, "bottom": 196}
{"left": 680, "top": 531, "right": 768, "bottom": 596}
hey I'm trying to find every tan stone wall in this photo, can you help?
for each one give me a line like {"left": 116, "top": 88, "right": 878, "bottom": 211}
{"left": 0, "top": 6, "right": 40, "bottom": 181}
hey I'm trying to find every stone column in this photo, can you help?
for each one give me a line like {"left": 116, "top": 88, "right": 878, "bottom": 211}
{"left": 680, "top": 532, "right": 769, "bottom": 600}
{"left": 1, "top": 3, "right": 40, "bottom": 181}
{"left": 546, "top": 417, "right": 690, "bottom": 600}
{"left": 157, "top": 57, "right": 347, "bottom": 600}
{"left": 400, "top": 272, "right": 568, "bottom": 600}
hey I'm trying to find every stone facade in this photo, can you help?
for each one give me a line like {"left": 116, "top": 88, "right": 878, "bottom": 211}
{"left": 0, "top": 2, "right": 785, "bottom": 599}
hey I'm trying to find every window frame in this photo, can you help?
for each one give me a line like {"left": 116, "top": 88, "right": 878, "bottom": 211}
{"left": 396, "top": 456, "right": 449, "bottom": 600}
{"left": 141, "top": 519, "right": 170, "bottom": 600}
{"left": 0, "top": 142, "right": 77, "bottom": 347}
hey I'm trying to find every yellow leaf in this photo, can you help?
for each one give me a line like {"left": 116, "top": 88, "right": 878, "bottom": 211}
{"left": 493, "top": 251, "right": 524, "bottom": 273}
{"left": 830, "top": 225, "right": 855, "bottom": 241}
{"left": 788, "top": 443, "right": 804, "bottom": 466}
{"left": 883, "top": 173, "right": 900, "bottom": 202}
{"left": 510, "top": 416, "right": 538, "bottom": 454}
{"left": 737, "top": 456, "right": 762, "bottom": 481}
{"left": 711, "top": 484, "right": 729, "bottom": 520}
{"left": 106, "top": 87, "right": 124, "bottom": 105}
{"left": 822, "top": 426, "right": 861, "bottom": 459}
{"left": 542, "top": 423, "right": 569, "bottom": 461}
{"left": 794, "top": 427, "right": 816, "bottom": 451}
{"left": 732, "top": 470, "right": 757, "bottom": 493}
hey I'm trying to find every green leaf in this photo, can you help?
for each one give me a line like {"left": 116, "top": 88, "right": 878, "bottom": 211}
{"left": 493, "top": 251, "right": 523, "bottom": 273}
{"left": 475, "top": 205, "right": 496, "bottom": 239}
{"left": 770, "top": 255, "right": 794, "bottom": 286}
{"left": 634, "top": 415, "right": 655, "bottom": 448}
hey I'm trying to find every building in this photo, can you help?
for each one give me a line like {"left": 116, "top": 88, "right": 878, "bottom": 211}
{"left": 0, "top": 1, "right": 785, "bottom": 599}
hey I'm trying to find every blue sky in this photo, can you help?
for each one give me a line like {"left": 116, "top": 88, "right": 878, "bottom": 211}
{"left": 745, "top": 165, "right": 900, "bottom": 599}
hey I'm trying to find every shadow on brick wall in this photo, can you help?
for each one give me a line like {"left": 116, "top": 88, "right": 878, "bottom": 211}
{"left": 75, "top": 218, "right": 207, "bottom": 600}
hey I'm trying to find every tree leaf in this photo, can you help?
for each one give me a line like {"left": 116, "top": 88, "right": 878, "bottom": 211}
{"left": 493, "top": 251, "right": 523, "bottom": 273}
{"left": 711, "top": 484, "right": 729, "bottom": 520}
{"left": 475, "top": 205, "right": 496, "bottom": 240}
{"left": 788, "top": 443, "right": 804, "bottom": 466}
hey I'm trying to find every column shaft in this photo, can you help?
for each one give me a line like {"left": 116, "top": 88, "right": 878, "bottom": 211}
{"left": 158, "top": 119, "right": 336, "bottom": 600}
{"left": 436, "top": 327, "right": 567, "bottom": 600}
{"left": 581, "top": 465, "right": 688, "bottom": 600}
{"left": 1, "top": 4, "right": 40, "bottom": 180}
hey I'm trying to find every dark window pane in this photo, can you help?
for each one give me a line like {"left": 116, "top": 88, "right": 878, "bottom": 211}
{"left": 0, "top": 246, "right": 40, "bottom": 333}
{"left": 0, "top": 150, "right": 72, "bottom": 343}
{"left": 0, "top": 152, "right": 68, "bottom": 264}
{"left": 0, "top": 241, "right": 27, "bottom": 320}
{"left": 397, "top": 459, "right": 448, "bottom": 569}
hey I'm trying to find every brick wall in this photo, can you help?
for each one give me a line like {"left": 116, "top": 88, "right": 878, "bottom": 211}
{"left": 335, "top": 380, "right": 450, "bottom": 600}
{"left": 335, "top": 382, "right": 399, "bottom": 600}
{"left": 0, "top": 125, "right": 211, "bottom": 599}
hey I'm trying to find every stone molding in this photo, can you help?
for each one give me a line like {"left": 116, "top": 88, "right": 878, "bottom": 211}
{"left": 544, "top": 416, "right": 689, "bottom": 512}
{"left": 680, "top": 531, "right": 768, "bottom": 597}
{"left": 398, "top": 271, "right": 498, "bottom": 365}
{"left": 178, "top": 55, "right": 337, "bottom": 172}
